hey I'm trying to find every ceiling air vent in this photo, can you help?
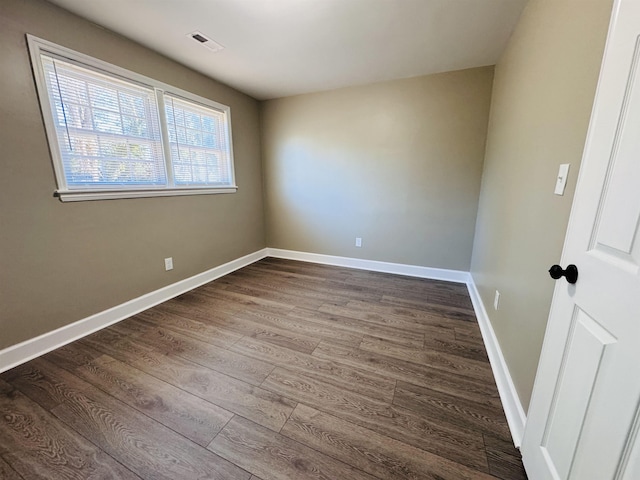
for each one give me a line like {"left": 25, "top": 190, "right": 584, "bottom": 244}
{"left": 187, "top": 31, "right": 224, "bottom": 53}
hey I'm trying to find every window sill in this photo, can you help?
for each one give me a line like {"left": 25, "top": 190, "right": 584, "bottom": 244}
{"left": 55, "top": 186, "right": 238, "bottom": 202}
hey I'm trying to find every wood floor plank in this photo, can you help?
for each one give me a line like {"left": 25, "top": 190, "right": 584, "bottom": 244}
{"left": 74, "top": 354, "right": 234, "bottom": 446}
{"left": 261, "top": 367, "right": 489, "bottom": 471}
{"left": 0, "top": 378, "right": 140, "bottom": 480}
{"left": 230, "top": 313, "right": 322, "bottom": 354}
{"left": 158, "top": 290, "right": 244, "bottom": 323}
{"left": 0, "top": 457, "right": 24, "bottom": 480}
{"left": 6, "top": 359, "right": 250, "bottom": 480}
{"left": 219, "top": 269, "right": 384, "bottom": 307}
{"left": 281, "top": 403, "right": 497, "bottom": 480}
{"left": 341, "top": 272, "right": 468, "bottom": 299}
{"left": 115, "top": 321, "right": 275, "bottom": 385}
{"left": 197, "top": 286, "right": 301, "bottom": 315}
{"left": 484, "top": 434, "right": 527, "bottom": 480}
{"left": 381, "top": 290, "right": 474, "bottom": 312}
{"left": 378, "top": 299, "right": 478, "bottom": 323}
{"left": 207, "top": 415, "right": 377, "bottom": 480}
{"left": 454, "top": 324, "right": 486, "bottom": 344}
{"left": 349, "top": 298, "right": 477, "bottom": 326}
{"left": 232, "top": 308, "right": 363, "bottom": 348}
{"left": 154, "top": 297, "right": 323, "bottom": 355}
{"left": 257, "top": 258, "right": 355, "bottom": 281}
{"left": 393, "top": 380, "right": 511, "bottom": 441}
{"left": 287, "top": 307, "right": 425, "bottom": 348}
{"left": 222, "top": 282, "right": 330, "bottom": 310}
{"left": 318, "top": 303, "right": 427, "bottom": 334}
{"left": 40, "top": 342, "right": 103, "bottom": 372}
{"left": 229, "top": 336, "right": 395, "bottom": 403}
{"left": 313, "top": 341, "right": 502, "bottom": 409}
{"left": 423, "top": 334, "right": 490, "bottom": 362}
{"left": 322, "top": 298, "right": 475, "bottom": 338}
{"left": 134, "top": 308, "right": 243, "bottom": 347}
{"left": 360, "top": 335, "right": 494, "bottom": 381}
{"left": 241, "top": 265, "right": 384, "bottom": 304}
{"left": 80, "top": 334, "right": 296, "bottom": 432}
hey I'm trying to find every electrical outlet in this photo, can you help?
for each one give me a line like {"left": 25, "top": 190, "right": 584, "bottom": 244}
{"left": 164, "top": 257, "right": 173, "bottom": 271}
{"left": 494, "top": 290, "right": 500, "bottom": 310}
{"left": 355, "top": 237, "right": 362, "bottom": 247}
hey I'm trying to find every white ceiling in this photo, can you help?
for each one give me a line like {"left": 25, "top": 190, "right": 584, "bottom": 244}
{"left": 46, "top": 0, "right": 528, "bottom": 100}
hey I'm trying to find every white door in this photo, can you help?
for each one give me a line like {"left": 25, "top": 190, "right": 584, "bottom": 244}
{"left": 521, "top": 0, "right": 640, "bottom": 479}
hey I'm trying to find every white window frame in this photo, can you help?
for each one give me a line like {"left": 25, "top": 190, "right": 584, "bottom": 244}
{"left": 27, "top": 34, "right": 237, "bottom": 202}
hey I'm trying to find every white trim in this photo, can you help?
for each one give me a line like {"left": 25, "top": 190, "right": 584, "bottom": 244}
{"left": 266, "top": 248, "right": 471, "bottom": 283}
{"left": 0, "top": 248, "right": 268, "bottom": 374}
{"left": 467, "top": 275, "right": 527, "bottom": 447}
{"left": 57, "top": 186, "right": 238, "bottom": 202}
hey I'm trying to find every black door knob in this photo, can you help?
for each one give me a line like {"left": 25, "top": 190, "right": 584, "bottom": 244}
{"left": 549, "top": 264, "right": 578, "bottom": 284}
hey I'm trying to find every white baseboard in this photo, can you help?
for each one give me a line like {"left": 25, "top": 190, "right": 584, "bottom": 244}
{"left": 0, "top": 248, "right": 269, "bottom": 374}
{"left": 266, "top": 248, "right": 471, "bottom": 283}
{"left": 467, "top": 275, "right": 527, "bottom": 447}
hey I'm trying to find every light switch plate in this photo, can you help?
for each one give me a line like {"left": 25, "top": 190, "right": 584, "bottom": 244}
{"left": 554, "top": 163, "right": 570, "bottom": 195}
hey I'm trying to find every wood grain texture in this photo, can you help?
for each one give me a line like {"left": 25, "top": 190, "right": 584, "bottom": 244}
{"left": 230, "top": 336, "right": 395, "bottom": 403}
{"left": 313, "top": 341, "right": 502, "bottom": 408}
{"left": 208, "top": 415, "right": 377, "bottom": 480}
{"left": 281, "top": 403, "right": 496, "bottom": 480}
{"left": 261, "top": 367, "right": 488, "bottom": 471}
{"left": 393, "top": 381, "right": 511, "bottom": 440}
{"left": 360, "top": 335, "right": 493, "bottom": 381}
{"left": 0, "top": 258, "right": 526, "bottom": 479}
{"left": 134, "top": 308, "right": 243, "bottom": 347}
{"left": 41, "top": 342, "right": 103, "bottom": 372}
{"left": 115, "top": 320, "right": 275, "bottom": 385}
{"left": 7, "top": 359, "right": 250, "bottom": 480}
{"left": 287, "top": 307, "right": 425, "bottom": 348}
{"left": 74, "top": 354, "right": 234, "bottom": 446}
{"left": 484, "top": 434, "right": 528, "bottom": 480}
{"left": 0, "top": 457, "right": 24, "bottom": 480}
{"left": 80, "top": 334, "right": 296, "bottom": 432}
{"left": 233, "top": 308, "right": 363, "bottom": 348}
{"left": 0, "top": 378, "right": 140, "bottom": 480}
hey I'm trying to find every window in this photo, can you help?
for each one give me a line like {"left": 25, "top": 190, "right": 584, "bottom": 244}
{"left": 27, "top": 35, "right": 236, "bottom": 201}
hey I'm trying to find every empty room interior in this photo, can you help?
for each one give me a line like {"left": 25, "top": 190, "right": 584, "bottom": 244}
{"left": 1, "top": 0, "right": 629, "bottom": 479}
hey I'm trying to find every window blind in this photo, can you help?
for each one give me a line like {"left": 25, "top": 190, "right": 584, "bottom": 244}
{"left": 165, "top": 94, "right": 232, "bottom": 186}
{"left": 41, "top": 54, "right": 166, "bottom": 188}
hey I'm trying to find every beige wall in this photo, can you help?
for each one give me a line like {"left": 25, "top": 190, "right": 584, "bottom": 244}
{"left": 261, "top": 67, "right": 494, "bottom": 271}
{"left": 470, "top": 0, "right": 613, "bottom": 411}
{"left": 0, "top": 0, "right": 265, "bottom": 349}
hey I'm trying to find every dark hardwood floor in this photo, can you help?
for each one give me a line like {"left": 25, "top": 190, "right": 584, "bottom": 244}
{"left": 0, "top": 257, "right": 527, "bottom": 479}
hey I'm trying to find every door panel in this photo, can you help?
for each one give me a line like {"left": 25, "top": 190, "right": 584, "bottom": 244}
{"left": 522, "top": 1, "right": 640, "bottom": 479}
{"left": 542, "top": 308, "right": 616, "bottom": 479}
{"left": 594, "top": 37, "right": 640, "bottom": 264}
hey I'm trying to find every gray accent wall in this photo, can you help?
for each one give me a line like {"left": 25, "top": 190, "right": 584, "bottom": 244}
{"left": 470, "top": 0, "right": 613, "bottom": 412}
{"left": 261, "top": 67, "right": 494, "bottom": 271}
{"left": 0, "top": 0, "right": 266, "bottom": 349}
